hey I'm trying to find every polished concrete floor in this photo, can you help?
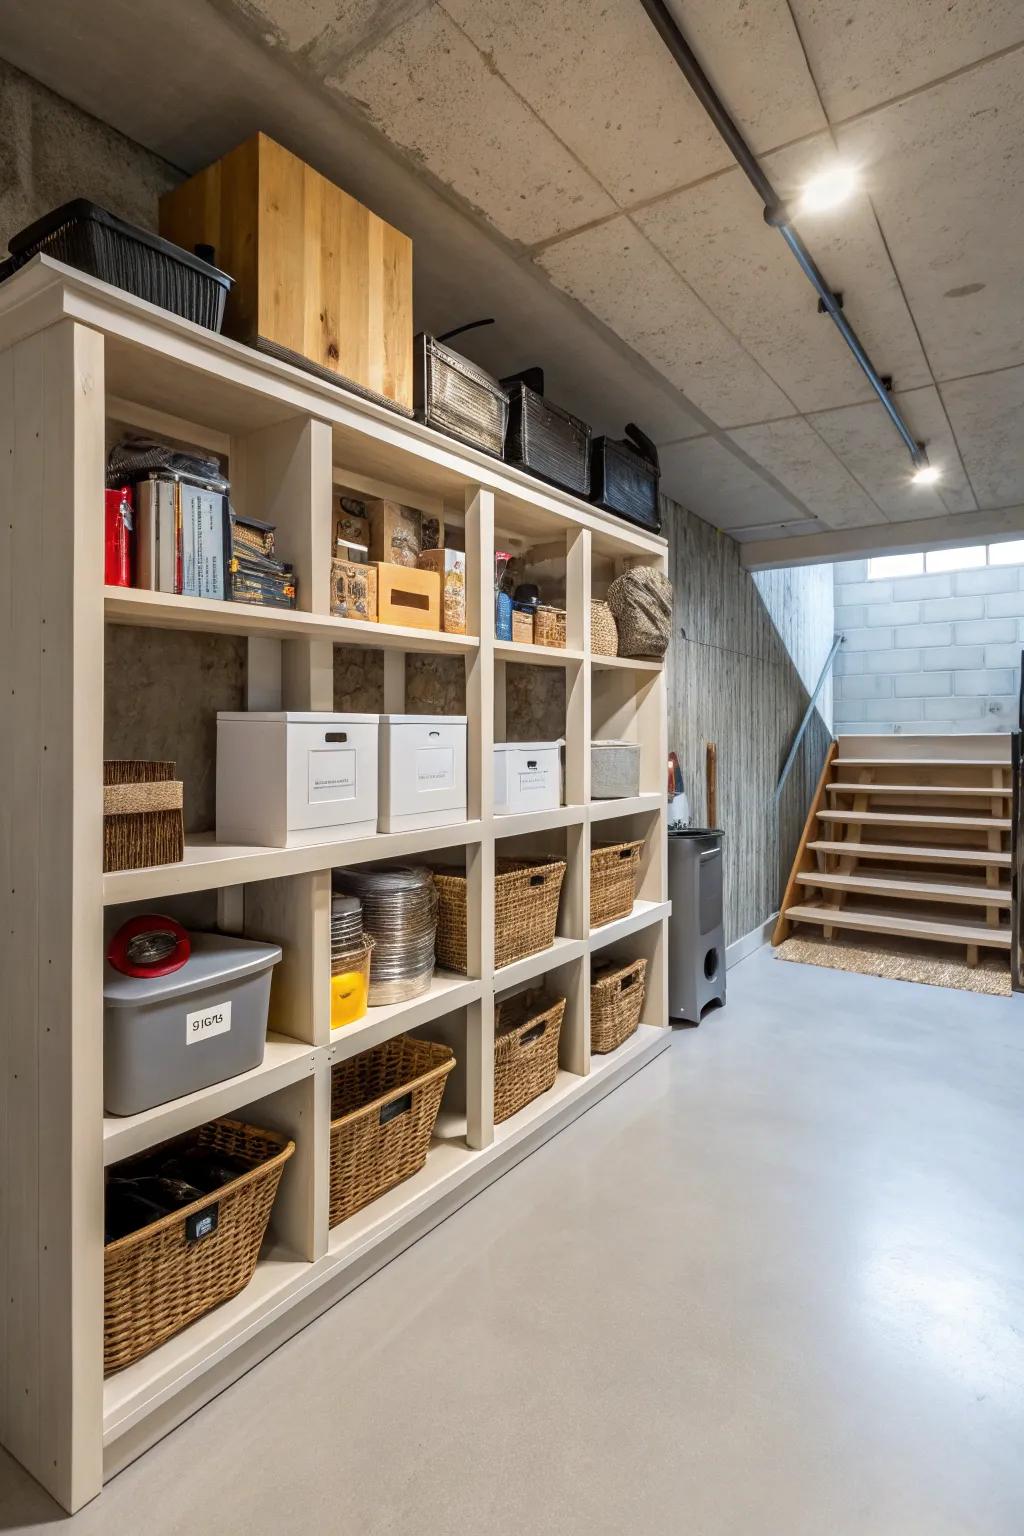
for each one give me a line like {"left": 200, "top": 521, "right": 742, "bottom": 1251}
{"left": 4, "top": 945, "right": 1024, "bottom": 1534}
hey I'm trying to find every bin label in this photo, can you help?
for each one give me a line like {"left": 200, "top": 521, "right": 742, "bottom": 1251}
{"left": 185, "top": 999, "right": 232, "bottom": 1044}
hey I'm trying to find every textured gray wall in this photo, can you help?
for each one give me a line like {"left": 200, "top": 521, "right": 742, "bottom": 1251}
{"left": 0, "top": 58, "right": 178, "bottom": 241}
{"left": 834, "top": 557, "right": 1024, "bottom": 734}
{"left": 667, "top": 502, "right": 833, "bottom": 945}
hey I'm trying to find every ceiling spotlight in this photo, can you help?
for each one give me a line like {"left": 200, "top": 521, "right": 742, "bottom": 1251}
{"left": 912, "top": 463, "right": 942, "bottom": 486}
{"left": 800, "top": 164, "right": 860, "bottom": 214}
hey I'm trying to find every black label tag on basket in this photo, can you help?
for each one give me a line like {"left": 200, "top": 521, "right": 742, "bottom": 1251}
{"left": 186, "top": 1205, "right": 219, "bottom": 1243}
{"left": 380, "top": 1092, "right": 413, "bottom": 1126}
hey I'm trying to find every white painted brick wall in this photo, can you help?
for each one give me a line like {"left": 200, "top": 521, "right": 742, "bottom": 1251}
{"left": 834, "top": 559, "right": 1024, "bottom": 733}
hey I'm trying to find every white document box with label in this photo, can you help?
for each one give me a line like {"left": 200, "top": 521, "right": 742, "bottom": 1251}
{"left": 216, "top": 712, "right": 380, "bottom": 847}
{"left": 493, "top": 741, "right": 563, "bottom": 815}
{"left": 378, "top": 714, "right": 468, "bottom": 832}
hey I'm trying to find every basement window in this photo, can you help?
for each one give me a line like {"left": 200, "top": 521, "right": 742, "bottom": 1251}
{"left": 868, "top": 542, "right": 1023, "bottom": 580}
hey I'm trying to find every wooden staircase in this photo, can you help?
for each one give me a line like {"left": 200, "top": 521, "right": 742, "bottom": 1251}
{"left": 773, "top": 734, "right": 1014, "bottom": 968}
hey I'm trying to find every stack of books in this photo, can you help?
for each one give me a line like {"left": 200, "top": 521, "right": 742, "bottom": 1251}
{"left": 229, "top": 514, "right": 297, "bottom": 609}
{"left": 136, "top": 475, "right": 230, "bottom": 599}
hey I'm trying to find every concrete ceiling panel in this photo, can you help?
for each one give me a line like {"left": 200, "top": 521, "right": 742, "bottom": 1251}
{"left": 441, "top": 0, "right": 824, "bottom": 208}
{"left": 237, "top": 0, "right": 423, "bottom": 58}
{"left": 940, "top": 366, "right": 1024, "bottom": 508}
{"left": 838, "top": 52, "right": 1024, "bottom": 381}
{"left": 333, "top": 4, "right": 616, "bottom": 244}
{"left": 659, "top": 436, "right": 819, "bottom": 534}
{"left": 788, "top": 0, "right": 1024, "bottom": 121}
{"left": 808, "top": 386, "right": 978, "bottom": 519}
{"left": 537, "top": 217, "right": 797, "bottom": 429}
{"left": 727, "top": 418, "right": 882, "bottom": 529}
{"left": 637, "top": 136, "right": 932, "bottom": 413}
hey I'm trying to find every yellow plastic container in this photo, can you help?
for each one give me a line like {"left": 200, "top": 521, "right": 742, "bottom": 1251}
{"left": 330, "top": 942, "right": 372, "bottom": 1030}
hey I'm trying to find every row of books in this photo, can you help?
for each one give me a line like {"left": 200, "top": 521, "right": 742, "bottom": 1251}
{"left": 136, "top": 476, "right": 296, "bottom": 608}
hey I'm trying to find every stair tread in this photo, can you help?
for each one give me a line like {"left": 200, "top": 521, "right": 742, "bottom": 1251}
{"left": 785, "top": 901, "right": 1011, "bottom": 949}
{"left": 807, "top": 839, "right": 1011, "bottom": 867}
{"left": 828, "top": 782, "right": 1011, "bottom": 797}
{"left": 837, "top": 757, "right": 1010, "bottom": 769}
{"left": 796, "top": 871, "right": 1011, "bottom": 906}
{"left": 818, "top": 809, "right": 1010, "bottom": 831}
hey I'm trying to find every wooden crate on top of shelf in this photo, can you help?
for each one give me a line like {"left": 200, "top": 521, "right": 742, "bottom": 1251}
{"left": 159, "top": 133, "right": 413, "bottom": 410}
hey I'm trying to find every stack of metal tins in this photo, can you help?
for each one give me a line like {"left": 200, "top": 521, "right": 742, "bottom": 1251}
{"left": 332, "top": 865, "right": 437, "bottom": 1004}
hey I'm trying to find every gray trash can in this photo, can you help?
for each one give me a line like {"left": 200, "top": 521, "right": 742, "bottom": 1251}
{"left": 668, "top": 828, "right": 726, "bottom": 1023}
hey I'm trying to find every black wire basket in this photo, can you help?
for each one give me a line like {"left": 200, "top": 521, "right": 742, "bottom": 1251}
{"left": 7, "top": 200, "right": 232, "bottom": 331}
{"left": 413, "top": 333, "right": 508, "bottom": 456}
{"left": 590, "top": 426, "right": 662, "bottom": 534}
{"left": 502, "top": 371, "right": 592, "bottom": 497}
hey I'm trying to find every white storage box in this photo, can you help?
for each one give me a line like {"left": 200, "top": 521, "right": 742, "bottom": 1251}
{"left": 217, "top": 712, "right": 379, "bottom": 848}
{"left": 379, "top": 714, "right": 468, "bottom": 832}
{"left": 494, "top": 741, "right": 563, "bottom": 815}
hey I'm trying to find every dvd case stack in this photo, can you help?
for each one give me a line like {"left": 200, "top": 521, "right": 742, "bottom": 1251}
{"left": 229, "top": 514, "right": 297, "bottom": 609}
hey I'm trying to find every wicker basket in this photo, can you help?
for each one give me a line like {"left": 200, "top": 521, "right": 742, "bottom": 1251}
{"left": 328, "top": 1036, "right": 455, "bottom": 1226}
{"left": 494, "top": 989, "right": 566, "bottom": 1122}
{"left": 535, "top": 606, "right": 567, "bottom": 649}
{"left": 104, "top": 1119, "right": 294, "bottom": 1374}
{"left": 103, "top": 760, "right": 184, "bottom": 873}
{"left": 591, "top": 957, "right": 647, "bottom": 1053}
{"left": 432, "top": 856, "right": 566, "bottom": 973}
{"left": 591, "top": 839, "right": 644, "bottom": 927}
{"left": 590, "top": 600, "right": 618, "bottom": 657}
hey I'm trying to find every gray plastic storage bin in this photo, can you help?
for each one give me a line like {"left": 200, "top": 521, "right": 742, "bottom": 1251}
{"left": 591, "top": 739, "right": 641, "bottom": 799}
{"left": 103, "top": 933, "right": 282, "bottom": 1116}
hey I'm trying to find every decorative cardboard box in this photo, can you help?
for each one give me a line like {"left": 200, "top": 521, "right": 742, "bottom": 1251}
{"left": 417, "top": 548, "right": 467, "bottom": 634}
{"left": 330, "top": 559, "right": 378, "bottom": 622}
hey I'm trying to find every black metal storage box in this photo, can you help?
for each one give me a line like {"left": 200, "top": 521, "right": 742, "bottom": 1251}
{"left": 414, "top": 333, "right": 508, "bottom": 456}
{"left": 502, "top": 371, "right": 591, "bottom": 497}
{"left": 590, "top": 426, "right": 662, "bottom": 534}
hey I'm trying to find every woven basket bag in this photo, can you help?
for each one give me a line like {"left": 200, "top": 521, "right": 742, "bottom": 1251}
{"left": 494, "top": 990, "right": 566, "bottom": 1121}
{"left": 328, "top": 1036, "right": 455, "bottom": 1226}
{"left": 590, "top": 599, "right": 618, "bottom": 656}
{"left": 606, "top": 567, "right": 672, "bottom": 658}
{"left": 433, "top": 857, "right": 566, "bottom": 972}
{"left": 591, "top": 957, "right": 647, "bottom": 1054}
{"left": 104, "top": 1119, "right": 294, "bottom": 1374}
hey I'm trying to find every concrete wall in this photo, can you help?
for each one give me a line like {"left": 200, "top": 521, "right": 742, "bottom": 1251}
{"left": 834, "top": 559, "right": 1024, "bottom": 734}
{"left": 669, "top": 507, "right": 833, "bottom": 946}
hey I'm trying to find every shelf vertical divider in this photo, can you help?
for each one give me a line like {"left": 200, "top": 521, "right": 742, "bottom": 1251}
{"left": 464, "top": 485, "right": 495, "bottom": 1150}
{"left": 562, "top": 527, "right": 592, "bottom": 1074}
{"left": 1, "top": 320, "right": 107, "bottom": 1511}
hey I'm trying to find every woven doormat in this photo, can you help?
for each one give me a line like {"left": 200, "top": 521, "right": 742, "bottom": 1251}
{"left": 776, "top": 933, "right": 1011, "bottom": 997}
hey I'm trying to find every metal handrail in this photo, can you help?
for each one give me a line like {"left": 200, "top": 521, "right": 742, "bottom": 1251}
{"left": 1012, "top": 651, "right": 1023, "bottom": 991}
{"left": 774, "top": 633, "right": 844, "bottom": 802}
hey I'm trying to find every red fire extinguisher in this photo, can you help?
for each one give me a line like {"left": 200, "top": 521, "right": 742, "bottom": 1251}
{"left": 104, "top": 485, "right": 134, "bottom": 586}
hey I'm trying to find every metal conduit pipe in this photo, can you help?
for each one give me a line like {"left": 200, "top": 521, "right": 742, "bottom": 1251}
{"left": 637, "top": 0, "right": 928, "bottom": 469}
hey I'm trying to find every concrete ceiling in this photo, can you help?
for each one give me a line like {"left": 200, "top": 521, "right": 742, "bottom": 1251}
{"left": 2, "top": 0, "right": 1022, "bottom": 561}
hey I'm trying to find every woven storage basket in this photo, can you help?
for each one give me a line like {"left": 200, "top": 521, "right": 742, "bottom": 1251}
{"left": 590, "top": 839, "right": 644, "bottom": 927}
{"left": 494, "top": 990, "right": 566, "bottom": 1122}
{"left": 590, "top": 600, "right": 618, "bottom": 657}
{"left": 606, "top": 567, "right": 672, "bottom": 659}
{"left": 104, "top": 1119, "right": 294, "bottom": 1374}
{"left": 103, "top": 760, "right": 184, "bottom": 873}
{"left": 328, "top": 1036, "right": 455, "bottom": 1226}
{"left": 591, "top": 956, "right": 647, "bottom": 1054}
{"left": 433, "top": 857, "right": 566, "bottom": 973}
{"left": 534, "top": 606, "right": 566, "bottom": 649}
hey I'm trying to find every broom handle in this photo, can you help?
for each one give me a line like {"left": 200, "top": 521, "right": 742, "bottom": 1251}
{"left": 706, "top": 741, "right": 717, "bottom": 829}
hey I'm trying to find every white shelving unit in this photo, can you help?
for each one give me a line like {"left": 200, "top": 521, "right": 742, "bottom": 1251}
{"left": 0, "top": 256, "right": 671, "bottom": 1512}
